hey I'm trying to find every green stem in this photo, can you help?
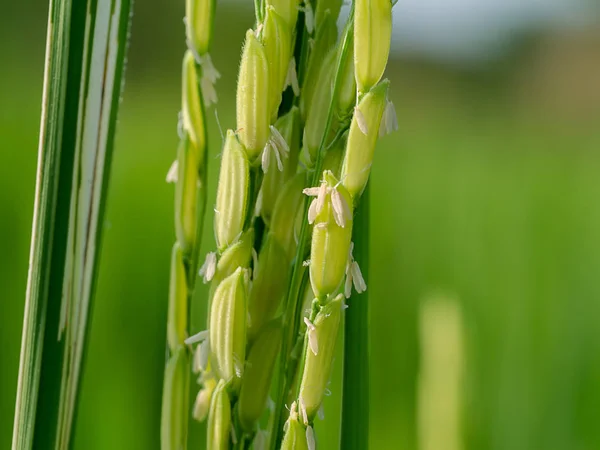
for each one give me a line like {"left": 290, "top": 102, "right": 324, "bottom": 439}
{"left": 340, "top": 185, "right": 370, "bottom": 449}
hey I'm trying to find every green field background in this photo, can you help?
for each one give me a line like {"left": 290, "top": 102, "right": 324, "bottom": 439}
{"left": 1, "top": 1, "right": 600, "bottom": 449}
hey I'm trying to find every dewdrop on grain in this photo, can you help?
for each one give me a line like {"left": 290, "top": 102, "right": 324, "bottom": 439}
{"left": 175, "top": 134, "right": 199, "bottom": 254}
{"left": 161, "top": 348, "right": 190, "bottom": 450}
{"left": 209, "top": 268, "right": 248, "bottom": 393}
{"left": 214, "top": 130, "right": 250, "bottom": 251}
{"left": 236, "top": 30, "right": 271, "bottom": 160}
{"left": 262, "top": 7, "right": 293, "bottom": 120}
{"left": 341, "top": 80, "right": 389, "bottom": 199}
{"left": 167, "top": 244, "right": 188, "bottom": 351}
{"left": 354, "top": 0, "right": 392, "bottom": 93}
{"left": 298, "top": 295, "right": 344, "bottom": 420}
{"left": 182, "top": 51, "right": 207, "bottom": 161}
{"left": 238, "top": 320, "right": 282, "bottom": 432}
{"left": 309, "top": 171, "right": 354, "bottom": 298}
{"left": 207, "top": 380, "right": 231, "bottom": 450}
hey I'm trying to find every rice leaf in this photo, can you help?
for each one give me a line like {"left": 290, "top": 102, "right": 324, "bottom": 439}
{"left": 12, "top": 0, "right": 133, "bottom": 448}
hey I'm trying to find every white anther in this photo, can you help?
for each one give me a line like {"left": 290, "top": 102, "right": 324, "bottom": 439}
{"left": 199, "top": 251, "right": 217, "bottom": 283}
{"left": 302, "top": 259, "right": 311, "bottom": 267}
{"left": 308, "top": 198, "right": 318, "bottom": 224}
{"left": 351, "top": 261, "right": 367, "bottom": 293}
{"left": 185, "top": 329, "right": 209, "bottom": 345}
{"left": 299, "top": 397, "right": 309, "bottom": 425}
{"left": 261, "top": 142, "right": 271, "bottom": 172}
{"left": 304, "top": 317, "right": 316, "bottom": 331}
{"left": 316, "top": 182, "right": 328, "bottom": 214}
{"left": 317, "top": 404, "right": 325, "bottom": 420}
{"left": 306, "top": 426, "right": 316, "bottom": 450}
{"left": 355, "top": 106, "right": 369, "bottom": 135}
{"left": 331, "top": 188, "right": 351, "bottom": 228}
{"left": 303, "top": 187, "right": 320, "bottom": 196}
{"left": 166, "top": 160, "right": 178, "bottom": 183}
{"left": 344, "top": 270, "right": 353, "bottom": 299}
{"left": 380, "top": 99, "right": 398, "bottom": 137}
{"left": 193, "top": 339, "right": 210, "bottom": 373}
{"left": 285, "top": 58, "right": 300, "bottom": 96}
{"left": 201, "top": 75, "right": 219, "bottom": 107}
{"left": 304, "top": 2, "right": 315, "bottom": 33}
{"left": 270, "top": 125, "right": 290, "bottom": 156}
{"left": 273, "top": 142, "right": 284, "bottom": 171}
{"left": 289, "top": 401, "right": 298, "bottom": 420}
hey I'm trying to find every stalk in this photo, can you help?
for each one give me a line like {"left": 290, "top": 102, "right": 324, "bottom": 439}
{"left": 341, "top": 185, "right": 370, "bottom": 449}
{"left": 12, "top": 0, "right": 132, "bottom": 448}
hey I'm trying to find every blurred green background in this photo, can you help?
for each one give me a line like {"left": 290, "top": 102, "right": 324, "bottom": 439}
{"left": 2, "top": 1, "right": 600, "bottom": 449}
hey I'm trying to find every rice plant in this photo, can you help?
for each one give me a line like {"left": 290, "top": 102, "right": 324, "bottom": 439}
{"left": 172, "top": 0, "right": 397, "bottom": 449}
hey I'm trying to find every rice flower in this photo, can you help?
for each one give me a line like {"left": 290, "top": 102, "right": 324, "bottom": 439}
{"left": 182, "top": 51, "right": 206, "bottom": 162}
{"left": 247, "top": 233, "right": 289, "bottom": 340}
{"left": 167, "top": 243, "right": 188, "bottom": 351}
{"left": 186, "top": 0, "right": 216, "bottom": 57}
{"left": 174, "top": 134, "right": 199, "bottom": 254}
{"left": 281, "top": 402, "right": 309, "bottom": 450}
{"left": 237, "top": 320, "right": 282, "bottom": 432}
{"left": 209, "top": 267, "right": 249, "bottom": 392}
{"left": 340, "top": 79, "right": 389, "bottom": 199}
{"left": 298, "top": 295, "right": 344, "bottom": 421}
{"left": 266, "top": 0, "right": 301, "bottom": 30}
{"left": 161, "top": 347, "right": 190, "bottom": 450}
{"left": 236, "top": 29, "right": 270, "bottom": 160}
{"left": 270, "top": 173, "right": 307, "bottom": 260}
{"left": 260, "top": 107, "right": 301, "bottom": 223}
{"left": 207, "top": 379, "right": 232, "bottom": 450}
{"left": 262, "top": 6, "right": 293, "bottom": 120}
{"left": 300, "top": 13, "right": 338, "bottom": 121}
{"left": 354, "top": 0, "right": 392, "bottom": 93}
{"left": 214, "top": 130, "right": 250, "bottom": 251}
{"left": 308, "top": 171, "right": 354, "bottom": 298}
